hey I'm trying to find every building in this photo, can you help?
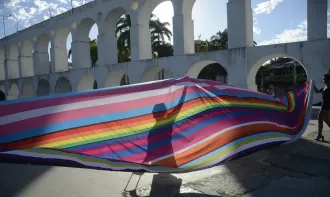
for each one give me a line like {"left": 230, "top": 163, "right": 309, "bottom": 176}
{"left": 0, "top": 0, "right": 328, "bottom": 105}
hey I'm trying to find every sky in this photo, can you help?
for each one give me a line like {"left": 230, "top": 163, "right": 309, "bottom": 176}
{"left": 0, "top": 0, "right": 330, "bottom": 49}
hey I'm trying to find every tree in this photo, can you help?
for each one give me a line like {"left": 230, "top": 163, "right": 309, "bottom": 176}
{"left": 195, "top": 29, "right": 258, "bottom": 53}
{"left": 150, "top": 17, "right": 172, "bottom": 46}
{"left": 116, "top": 13, "right": 173, "bottom": 62}
{"left": 194, "top": 40, "right": 209, "bottom": 53}
{"left": 153, "top": 42, "right": 173, "bottom": 58}
{"left": 68, "top": 38, "right": 98, "bottom": 67}
{"left": 89, "top": 39, "right": 98, "bottom": 67}
{"left": 209, "top": 29, "right": 228, "bottom": 51}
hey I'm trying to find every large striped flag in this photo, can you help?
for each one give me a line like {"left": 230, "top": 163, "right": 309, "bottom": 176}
{"left": 0, "top": 76, "right": 313, "bottom": 173}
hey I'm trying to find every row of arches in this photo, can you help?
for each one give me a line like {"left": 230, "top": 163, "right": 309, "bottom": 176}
{"left": 4, "top": 61, "right": 228, "bottom": 100}
{"left": 1, "top": 0, "right": 198, "bottom": 80}
{"left": 3, "top": 54, "right": 310, "bottom": 101}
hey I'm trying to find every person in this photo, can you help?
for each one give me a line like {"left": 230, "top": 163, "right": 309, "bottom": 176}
{"left": 268, "top": 85, "right": 275, "bottom": 98}
{"left": 144, "top": 87, "right": 187, "bottom": 168}
{"left": 0, "top": 90, "right": 5, "bottom": 101}
{"left": 313, "top": 73, "right": 330, "bottom": 141}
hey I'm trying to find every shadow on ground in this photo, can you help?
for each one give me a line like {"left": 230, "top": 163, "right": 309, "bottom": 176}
{"left": 123, "top": 173, "right": 221, "bottom": 197}
{"left": 187, "top": 129, "right": 330, "bottom": 197}
{"left": 1, "top": 124, "right": 329, "bottom": 197}
{"left": 0, "top": 163, "right": 51, "bottom": 197}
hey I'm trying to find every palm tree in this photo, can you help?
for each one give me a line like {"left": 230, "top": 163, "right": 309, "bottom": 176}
{"left": 68, "top": 38, "right": 98, "bottom": 67}
{"left": 115, "top": 13, "right": 173, "bottom": 62}
{"left": 209, "top": 29, "right": 228, "bottom": 50}
{"left": 150, "top": 17, "right": 172, "bottom": 44}
{"left": 195, "top": 29, "right": 258, "bottom": 53}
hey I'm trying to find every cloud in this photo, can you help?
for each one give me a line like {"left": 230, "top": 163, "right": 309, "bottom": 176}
{"left": 252, "top": 0, "right": 284, "bottom": 35}
{"left": 72, "top": 1, "right": 82, "bottom": 7}
{"left": 254, "top": 0, "right": 283, "bottom": 15}
{"left": 6, "top": 0, "right": 23, "bottom": 9}
{"left": 1, "top": 0, "right": 72, "bottom": 35}
{"left": 259, "top": 20, "right": 307, "bottom": 45}
{"left": 253, "top": 17, "right": 261, "bottom": 34}
{"left": 260, "top": 8, "right": 330, "bottom": 45}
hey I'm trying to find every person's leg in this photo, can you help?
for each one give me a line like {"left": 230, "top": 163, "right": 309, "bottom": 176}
{"left": 316, "top": 110, "right": 325, "bottom": 140}
{"left": 323, "top": 110, "right": 330, "bottom": 128}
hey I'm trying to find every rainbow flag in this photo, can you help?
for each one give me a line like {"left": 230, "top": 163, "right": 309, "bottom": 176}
{"left": 0, "top": 76, "right": 313, "bottom": 173}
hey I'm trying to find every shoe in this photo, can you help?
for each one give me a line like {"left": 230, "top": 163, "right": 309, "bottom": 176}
{"left": 315, "top": 135, "right": 325, "bottom": 142}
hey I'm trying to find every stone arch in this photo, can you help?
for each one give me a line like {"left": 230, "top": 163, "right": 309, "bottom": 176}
{"left": 175, "top": 0, "right": 196, "bottom": 54}
{"left": 140, "top": 65, "right": 172, "bottom": 83}
{"left": 187, "top": 60, "right": 228, "bottom": 78}
{"left": 20, "top": 40, "right": 34, "bottom": 77}
{"left": 7, "top": 44, "right": 19, "bottom": 79}
{"left": 35, "top": 33, "right": 51, "bottom": 75}
{"left": 137, "top": 0, "right": 175, "bottom": 59}
{"left": 247, "top": 54, "right": 307, "bottom": 91}
{"left": 105, "top": 70, "right": 130, "bottom": 87}
{"left": 53, "top": 28, "right": 71, "bottom": 72}
{"left": 77, "top": 73, "right": 98, "bottom": 91}
{"left": 21, "top": 80, "right": 35, "bottom": 98}
{"left": 75, "top": 18, "right": 99, "bottom": 68}
{"left": 7, "top": 83, "right": 19, "bottom": 100}
{"left": 0, "top": 48, "right": 5, "bottom": 80}
{"left": 55, "top": 77, "right": 72, "bottom": 94}
{"left": 137, "top": 0, "right": 196, "bottom": 58}
{"left": 104, "top": 7, "right": 130, "bottom": 64}
{"left": 37, "top": 79, "right": 50, "bottom": 96}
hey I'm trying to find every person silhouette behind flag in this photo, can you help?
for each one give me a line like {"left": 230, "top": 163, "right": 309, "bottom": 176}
{"left": 0, "top": 90, "right": 5, "bottom": 101}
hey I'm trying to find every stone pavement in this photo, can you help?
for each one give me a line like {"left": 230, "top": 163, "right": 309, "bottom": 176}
{"left": 1, "top": 120, "right": 329, "bottom": 197}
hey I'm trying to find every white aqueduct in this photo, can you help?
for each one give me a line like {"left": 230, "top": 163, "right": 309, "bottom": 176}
{"left": 0, "top": 0, "right": 329, "bottom": 101}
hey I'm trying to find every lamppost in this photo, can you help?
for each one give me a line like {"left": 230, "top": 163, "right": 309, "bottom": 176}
{"left": 1, "top": 12, "right": 12, "bottom": 101}
{"left": 1, "top": 13, "right": 12, "bottom": 38}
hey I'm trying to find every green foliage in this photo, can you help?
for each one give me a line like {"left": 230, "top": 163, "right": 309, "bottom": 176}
{"left": 68, "top": 19, "right": 259, "bottom": 65}
{"left": 116, "top": 13, "right": 173, "bottom": 62}
{"left": 89, "top": 39, "right": 98, "bottom": 67}
{"left": 195, "top": 28, "right": 257, "bottom": 52}
{"left": 67, "top": 38, "right": 98, "bottom": 67}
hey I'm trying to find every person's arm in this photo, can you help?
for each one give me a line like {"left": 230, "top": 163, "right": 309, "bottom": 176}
{"left": 314, "top": 85, "right": 323, "bottom": 93}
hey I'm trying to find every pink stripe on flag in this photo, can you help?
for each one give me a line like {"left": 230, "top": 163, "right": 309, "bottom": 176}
{"left": 0, "top": 78, "right": 183, "bottom": 117}
{"left": 0, "top": 86, "right": 198, "bottom": 135}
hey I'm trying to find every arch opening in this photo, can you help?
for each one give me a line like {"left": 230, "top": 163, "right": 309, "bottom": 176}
{"left": 36, "top": 33, "right": 51, "bottom": 75}
{"left": 22, "top": 81, "right": 35, "bottom": 98}
{"left": 37, "top": 79, "right": 50, "bottom": 96}
{"left": 140, "top": 65, "right": 172, "bottom": 83}
{"left": 105, "top": 70, "right": 130, "bottom": 87}
{"left": 7, "top": 44, "right": 19, "bottom": 79}
{"left": 77, "top": 73, "right": 97, "bottom": 91}
{"left": 54, "top": 28, "right": 71, "bottom": 72}
{"left": 192, "top": 0, "right": 230, "bottom": 53}
{"left": 21, "top": 40, "right": 34, "bottom": 77}
{"left": 0, "top": 49, "right": 5, "bottom": 80}
{"left": 149, "top": 1, "right": 174, "bottom": 59}
{"left": 187, "top": 60, "right": 228, "bottom": 83}
{"left": 0, "top": 84, "right": 4, "bottom": 100}
{"left": 75, "top": 18, "right": 99, "bottom": 68}
{"left": 55, "top": 77, "right": 72, "bottom": 94}
{"left": 251, "top": 56, "right": 308, "bottom": 98}
{"left": 105, "top": 7, "right": 131, "bottom": 63}
{"left": 8, "top": 83, "right": 19, "bottom": 100}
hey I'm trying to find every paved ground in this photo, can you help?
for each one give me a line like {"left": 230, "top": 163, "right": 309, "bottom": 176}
{"left": 1, "top": 119, "right": 329, "bottom": 197}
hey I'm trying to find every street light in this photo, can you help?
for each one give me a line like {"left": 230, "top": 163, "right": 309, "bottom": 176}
{"left": 1, "top": 13, "right": 12, "bottom": 38}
